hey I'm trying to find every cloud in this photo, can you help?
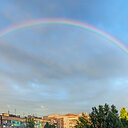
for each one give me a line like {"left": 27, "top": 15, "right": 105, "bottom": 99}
{"left": 40, "top": 105, "right": 48, "bottom": 111}
{"left": 0, "top": 19, "right": 128, "bottom": 115}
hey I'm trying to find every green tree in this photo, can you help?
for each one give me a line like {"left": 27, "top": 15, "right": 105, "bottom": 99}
{"left": 76, "top": 113, "right": 91, "bottom": 128}
{"left": 121, "top": 118, "right": 128, "bottom": 128}
{"left": 44, "top": 122, "right": 55, "bottom": 128}
{"left": 26, "top": 116, "right": 35, "bottom": 128}
{"left": 76, "top": 103, "right": 124, "bottom": 128}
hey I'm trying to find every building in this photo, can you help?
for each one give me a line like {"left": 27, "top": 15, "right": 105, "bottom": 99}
{"left": 0, "top": 113, "right": 25, "bottom": 128}
{"left": 0, "top": 112, "right": 89, "bottom": 128}
{"left": 43, "top": 114, "right": 60, "bottom": 127}
{"left": 32, "top": 116, "right": 49, "bottom": 128}
{"left": 0, "top": 113, "right": 49, "bottom": 128}
{"left": 43, "top": 113, "right": 89, "bottom": 128}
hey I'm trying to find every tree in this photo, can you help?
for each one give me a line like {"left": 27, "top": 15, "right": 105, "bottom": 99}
{"left": 26, "top": 116, "right": 35, "bottom": 128}
{"left": 76, "top": 103, "right": 124, "bottom": 128}
{"left": 121, "top": 118, "right": 128, "bottom": 128}
{"left": 44, "top": 122, "right": 55, "bottom": 128}
{"left": 120, "top": 107, "right": 128, "bottom": 128}
{"left": 120, "top": 107, "right": 128, "bottom": 119}
{"left": 76, "top": 113, "right": 91, "bottom": 128}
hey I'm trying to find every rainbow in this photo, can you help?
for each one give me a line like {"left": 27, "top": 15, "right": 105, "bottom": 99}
{"left": 0, "top": 19, "right": 127, "bottom": 54}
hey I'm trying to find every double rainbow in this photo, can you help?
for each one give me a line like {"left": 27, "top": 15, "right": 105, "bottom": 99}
{"left": 0, "top": 19, "right": 127, "bottom": 54}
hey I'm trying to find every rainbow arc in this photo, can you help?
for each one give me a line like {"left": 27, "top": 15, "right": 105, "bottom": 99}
{"left": 0, "top": 19, "right": 127, "bottom": 54}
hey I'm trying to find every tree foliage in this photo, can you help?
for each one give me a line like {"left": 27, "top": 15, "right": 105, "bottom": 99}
{"left": 76, "top": 113, "right": 91, "bottom": 128}
{"left": 26, "top": 116, "right": 35, "bottom": 128}
{"left": 121, "top": 118, "right": 128, "bottom": 128}
{"left": 76, "top": 103, "right": 124, "bottom": 128}
{"left": 120, "top": 107, "right": 128, "bottom": 128}
{"left": 44, "top": 122, "right": 55, "bottom": 128}
{"left": 120, "top": 107, "right": 128, "bottom": 119}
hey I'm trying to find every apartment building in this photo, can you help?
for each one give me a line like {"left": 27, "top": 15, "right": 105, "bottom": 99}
{"left": 43, "top": 113, "right": 89, "bottom": 128}
{"left": 0, "top": 113, "right": 25, "bottom": 128}
{"left": 0, "top": 113, "right": 48, "bottom": 128}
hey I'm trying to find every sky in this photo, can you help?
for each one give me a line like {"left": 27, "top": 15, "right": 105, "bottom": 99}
{"left": 0, "top": 0, "right": 128, "bottom": 116}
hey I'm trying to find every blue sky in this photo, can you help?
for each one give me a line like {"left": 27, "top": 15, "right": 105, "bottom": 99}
{"left": 0, "top": 0, "right": 128, "bottom": 116}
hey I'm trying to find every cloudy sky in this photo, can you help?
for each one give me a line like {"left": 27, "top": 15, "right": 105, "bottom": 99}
{"left": 0, "top": 0, "right": 128, "bottom": 116}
